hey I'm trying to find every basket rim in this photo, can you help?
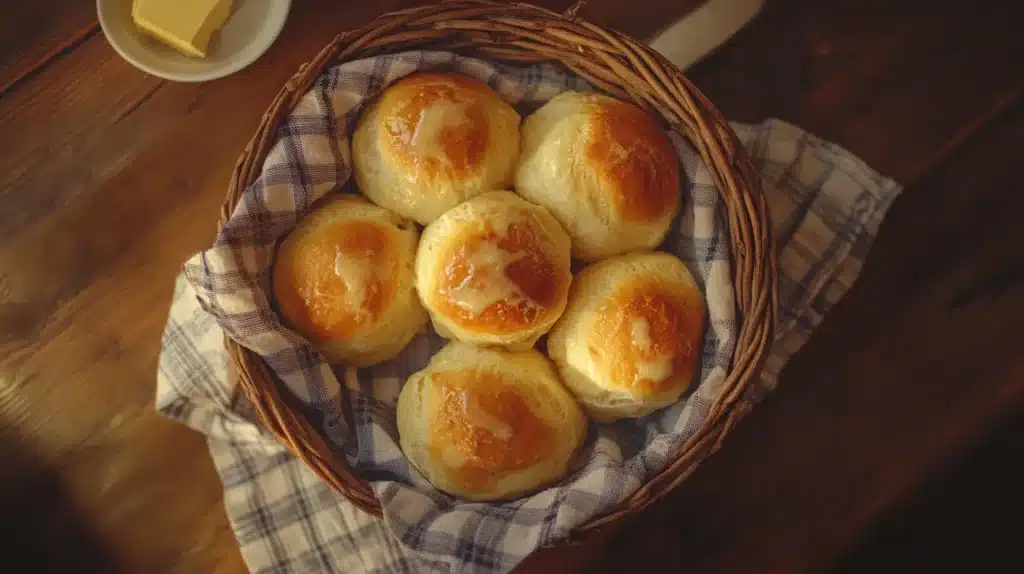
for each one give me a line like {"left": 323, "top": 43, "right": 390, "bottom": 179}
{"left": 220, "top": 0, "right": 778, "bottom": 545}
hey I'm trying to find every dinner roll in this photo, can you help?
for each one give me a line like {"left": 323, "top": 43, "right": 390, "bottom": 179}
{"left": 273, "top": 194, "right": 427, "bottom": 366}
{"left": 415, "top": 190, "right": 572, "bottom": 349}
{"left": 515, "top": 91, "right": 682, "bottom": 261}
{"left": 397, "top": 342, "right": 586, "bottom": 500}
{"left": 352, "top": 72, "right": 521, "bottom": 224}
{"left": 547, "top": 252, "right": 704, "bottom": 420}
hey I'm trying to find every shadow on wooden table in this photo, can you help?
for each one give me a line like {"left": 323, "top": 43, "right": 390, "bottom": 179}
{"left": 827, "top": 409, "right": 1024, "bottom": 572}
{"left": 0, "top": 430, "right": 123, "bottom": 574}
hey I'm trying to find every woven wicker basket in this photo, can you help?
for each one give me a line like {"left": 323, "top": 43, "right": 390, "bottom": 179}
{"left": 223, "top": 0, "right": 777, "bottom": 542}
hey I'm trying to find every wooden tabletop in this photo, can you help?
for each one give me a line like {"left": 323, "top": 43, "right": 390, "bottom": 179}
{"left": 2, "top": 1, "right": 1022, "bottom": 572}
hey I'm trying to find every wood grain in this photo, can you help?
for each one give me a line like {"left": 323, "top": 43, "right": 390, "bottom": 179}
{"left": 829, "top": 410, "right": 1024, "bottom": 572}
{"left": 1, "top": 0, "right": 1022, "bottom": 573}
{"left": 0, "top": 2, "right": 98, "bottom": 94}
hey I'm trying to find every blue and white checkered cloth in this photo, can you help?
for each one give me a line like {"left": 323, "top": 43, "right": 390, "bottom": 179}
{"left": 156, "top": 51, "right": 901, "bottom": 574}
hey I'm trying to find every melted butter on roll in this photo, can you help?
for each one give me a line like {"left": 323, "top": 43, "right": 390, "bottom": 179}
{"left": 515, "top": 91, "right": 682, "bottom": 261}
{"left": 332, "top": 248, "right": 372, "bottom": 311}
{"left": 397, "top": 343, "right": 586, "bottom": 500}
{"left": 445, "top": 238, "right": 530, "bottom": 315}
{"left": 428, "top": 370, "right": 555, "bottom": 491}
{"left": 415, "top": 191, "right": 572, "bottom": 349}
{"left": 548, "top": 252, "right": 704, "bottom": 420}
{"left": 353, "top": 72, "right": 521, "bottom": 225}
{"left": 273, "top": 195, "right": 427, "bottom": 366}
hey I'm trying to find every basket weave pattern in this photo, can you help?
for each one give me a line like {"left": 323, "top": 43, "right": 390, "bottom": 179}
{"left": 222, "top": 0, "right": 777, "bottom": 540}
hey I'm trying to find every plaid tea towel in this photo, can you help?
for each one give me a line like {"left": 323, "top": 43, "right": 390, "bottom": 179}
{"left": 157, "top": 51, "right": 900, "bottom": 574}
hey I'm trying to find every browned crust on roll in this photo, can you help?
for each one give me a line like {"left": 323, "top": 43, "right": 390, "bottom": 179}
{"left": 378, "top": 72, "right": 494, "bottom": 181}
{"left": 425, "top": 370, "right": 556, "bottom": 492}
{"left": 273, "top": 219, "right": 397, "bottom": 343}
{"left": 435, "top": 219, "right": 562, "bottom": 334}
{"left": 584, "top": 98, "right": 681, "bottom": 223}
{"left": 589, "top": 277, "right": 702, "bottom": 396}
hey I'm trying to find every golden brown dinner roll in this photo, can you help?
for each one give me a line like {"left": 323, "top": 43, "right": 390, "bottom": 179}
{"left": 397, "top": 342, "right": 587, "bottom": 500}
{"left": 415, "top": 190, "right": 572, "bottom": 349}
{"left": 273, "top": 194, "right": 427, "bottom": 366}
{"left": 352, "top": 72, "right": 521, "bottom": 225}
{"left": 547, "top": 252, "right": 704, "bottom": 420}
{"left": 515, "top": 91, "right": 682, "bottom": 261}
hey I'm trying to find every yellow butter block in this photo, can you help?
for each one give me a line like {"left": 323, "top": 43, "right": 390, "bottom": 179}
{"left": 132, "top": 0, "right": 234, "bottom": 58}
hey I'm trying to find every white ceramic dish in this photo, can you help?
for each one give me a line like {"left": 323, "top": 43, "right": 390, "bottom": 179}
{"left": 97, "top": 0, "right": 291, "bottom": 82}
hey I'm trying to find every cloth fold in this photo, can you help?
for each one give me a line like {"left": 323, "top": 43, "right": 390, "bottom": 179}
{"left": 157, "top": 53, "right": 900, "bottom": 574}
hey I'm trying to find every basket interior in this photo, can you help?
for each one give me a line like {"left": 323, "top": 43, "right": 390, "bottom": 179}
{"left": 215, "top": 0, "right": 776, "bottom": 542}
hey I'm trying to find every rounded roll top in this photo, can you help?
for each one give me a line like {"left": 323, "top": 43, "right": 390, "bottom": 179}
{"left": 547, "top": 252, "right": 704, "bottom": 420}
{"left": 272, "top": 195, "right": 427, "bottom": 366}
{"left": 515, "top": 91, "right": 681, "bottom": 261}
{"left": 415, "top": 191, "right": 572, "bottom": 349}
{"left": 397, "top": 343, "right": 586, "bottom": 500}
{"left": 353, "top": 72, "right": 521, "bottom": 225}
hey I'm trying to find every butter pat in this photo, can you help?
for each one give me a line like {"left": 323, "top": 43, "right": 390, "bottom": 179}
{"left": 132, "top": 0, "right": 233, "bottom": 58}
